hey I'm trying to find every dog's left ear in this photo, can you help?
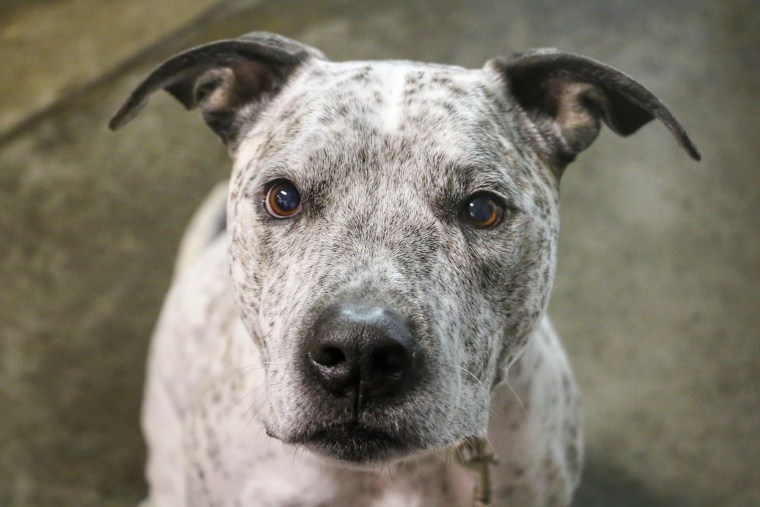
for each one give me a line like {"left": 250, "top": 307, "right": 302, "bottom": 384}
{"left": 488, "top": 49, "right": 701, "bottom": 170}
{"left": 109, "top": 32, "right": 325, "bottom": 144}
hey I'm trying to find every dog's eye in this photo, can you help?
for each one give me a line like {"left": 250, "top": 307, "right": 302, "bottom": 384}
{"left": 265, "top": 180, "right": 302, "bottom": 218}
{"left": 461, "top": 192, "right": 505, "bottom": 229}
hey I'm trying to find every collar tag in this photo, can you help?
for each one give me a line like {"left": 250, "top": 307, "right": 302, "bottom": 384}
{"left": 451, "top": 436, "right": 499, "bottom": 507}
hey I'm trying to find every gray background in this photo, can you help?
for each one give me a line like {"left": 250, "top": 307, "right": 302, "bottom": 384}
{"left": 1, "top": 0, "right": 758, "bottom": 506}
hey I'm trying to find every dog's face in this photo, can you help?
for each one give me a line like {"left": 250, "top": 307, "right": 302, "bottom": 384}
{"left": 110, "top": 32, "right": 699, "bottom": 465}
{"left": 227, "top": 59, "right": 559, "bottom": 462}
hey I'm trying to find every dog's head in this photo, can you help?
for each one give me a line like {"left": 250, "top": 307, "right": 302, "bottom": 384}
{"left": 112, "top": 32, "right": 698, "bottom": 465}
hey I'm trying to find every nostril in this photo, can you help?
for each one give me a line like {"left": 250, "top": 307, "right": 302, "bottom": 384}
{"left": 311, "top": 346, "right": 346, "bottom": 367}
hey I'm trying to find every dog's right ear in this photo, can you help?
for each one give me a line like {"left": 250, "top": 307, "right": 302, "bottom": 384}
{"left": 109, "top": 32, "right": 325, "bottom": 144}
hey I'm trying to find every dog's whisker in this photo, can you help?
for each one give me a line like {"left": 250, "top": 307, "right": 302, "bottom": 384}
{"left": 234, "top": 394, "right": 270, "bottom": 434}
{"left": 227, "top": 385, "right": 263, "bottom": 415}
{"left": 504, "top": 379, "right": 528, "bottom": 415}
{"left": 230, "top": 359, "right": 287, "bottom": 374}
{"left": 454, "top": 363, "right": 484, "bottom": 387}
{"left": 386, "top": 463, "right": 395, "bottom": 486}
{"left": 292, "top": 443, "right": 303, "bottom": 465}
{"left": 371, "top": 463, "right": 385, "bottom": 486}
{"left": 235, "top": 404, "right": 259, "bottom": 433}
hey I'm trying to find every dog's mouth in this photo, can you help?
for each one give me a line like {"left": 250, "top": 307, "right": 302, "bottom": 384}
{"left": 293, "top": 421, "right": 421, "bottom": 464}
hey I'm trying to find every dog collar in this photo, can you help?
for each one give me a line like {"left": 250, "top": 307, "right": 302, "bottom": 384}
{"left": 450, "top": 436, "right": 499, "bottom": 507}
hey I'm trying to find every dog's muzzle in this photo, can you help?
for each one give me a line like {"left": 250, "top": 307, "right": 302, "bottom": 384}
{"left": 291, "top": 302, "right": 426, "bottom": 462}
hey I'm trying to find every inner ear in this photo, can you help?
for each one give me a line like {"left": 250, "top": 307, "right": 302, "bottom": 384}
{"left": 541, "top": 78, "right": 654, "bottom": 155}
{"left": 162, "top": 60, "right": 276, "bottom": 142}
{"left": 190, "top": 61, "right": 274, "bottom": 108}
{"left": 545, "top": 79, "right": 602, "bottom": 154}
{"left": 166, "top": 59, "right": 274, "bottom": 109}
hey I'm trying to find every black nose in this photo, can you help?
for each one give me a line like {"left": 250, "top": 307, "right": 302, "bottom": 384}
{"left": 305, "top": 303, "right": 420, "bottom": 400}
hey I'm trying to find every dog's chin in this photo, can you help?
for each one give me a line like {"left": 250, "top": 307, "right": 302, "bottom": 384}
{"left": 294, "top": 422, "right": 421, "bottom": 466}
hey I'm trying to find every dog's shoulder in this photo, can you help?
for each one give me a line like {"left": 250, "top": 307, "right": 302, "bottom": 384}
{"left": 146, "top": 237, "right": 246, "bottom": 408}
{"left": 486, "top": 317, "right": 583, "bottom": 505}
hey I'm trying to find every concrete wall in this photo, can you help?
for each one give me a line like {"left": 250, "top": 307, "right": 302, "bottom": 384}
{"left": 1, "top": 1, "right": 758, "bottom": 505}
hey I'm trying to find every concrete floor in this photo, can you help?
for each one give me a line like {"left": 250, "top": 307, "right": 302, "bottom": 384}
{"left": 1, "top": 0, "right": 758, "bottom": 506}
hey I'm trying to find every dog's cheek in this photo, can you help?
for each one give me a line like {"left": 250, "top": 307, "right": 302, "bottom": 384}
{"left": 233, "top": 229, "right": 310, "bottom": 435}
{"left": 228, "top": 195, "right": 288, "bottom": 365}
{"left": 227, "top": 197, "right": 293, "bottom": 432}
{"left": 448, "top": 202, "right": 556, "bottom": 387}
{"left": 255, "top": 247, "right": 302, "bottom": 357}
{"left": 494, "top": 216, "right": 558, "bottom": 383}
{"left": 413, "top": 239, "right": 494, "bottom": 438}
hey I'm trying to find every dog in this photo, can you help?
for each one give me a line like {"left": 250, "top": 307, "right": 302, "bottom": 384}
{"left": 110, "top": 32, "right": 700, "bottom": 507}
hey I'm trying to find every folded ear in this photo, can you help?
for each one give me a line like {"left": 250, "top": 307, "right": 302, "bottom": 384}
{"left": 109, "top": 32, "right": 325, "bottom": 144}
{"left": 488, "top": 49, "right": 700, "bottom": 170}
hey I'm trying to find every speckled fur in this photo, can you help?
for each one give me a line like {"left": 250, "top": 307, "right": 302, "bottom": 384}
{"left": 139, "top": 37, "right": 596, "bottom": 507}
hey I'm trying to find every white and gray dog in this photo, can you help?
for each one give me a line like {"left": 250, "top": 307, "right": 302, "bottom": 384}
{"left": 110, "top": 32, "right": 699, "bottom": 507}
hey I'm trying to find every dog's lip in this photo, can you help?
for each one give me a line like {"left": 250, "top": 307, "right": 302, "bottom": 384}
{"left": 295, "top": 421, "right": 398, "bottom": 444}
{"left": 306, "top": 421, "right": 398, "bottom": 439}
{"left": 293, "top": 421, "right": 417, "bottom": 463}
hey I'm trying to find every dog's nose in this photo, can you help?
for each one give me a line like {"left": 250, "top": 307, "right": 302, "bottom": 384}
{"left": 305, "top": 303, "right": 420, "bottom": 400}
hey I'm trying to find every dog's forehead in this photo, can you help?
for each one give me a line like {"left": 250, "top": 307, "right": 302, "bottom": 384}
{"left": 306, "top": 59, "right": 489, "bottom": 130}
{"left": 232, "top": 58, "right": 548, "bottom": 206}
{"left": 239, "top": 59, "right": 515, "bottom": 161}
{"left": 308, "top": 59, "right": 484, "bottom": 102}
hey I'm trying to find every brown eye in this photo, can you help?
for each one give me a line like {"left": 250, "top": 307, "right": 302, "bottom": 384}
{"left": 461, "top": 192, "right": 505, "bottom": 228}
{"left": 265, "top": 180, "right": 302, "bottom": 218}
